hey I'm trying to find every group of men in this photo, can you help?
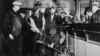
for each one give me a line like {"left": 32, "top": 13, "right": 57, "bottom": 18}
{"left": 2, "top": 0, "right": 71, "bottom": 56}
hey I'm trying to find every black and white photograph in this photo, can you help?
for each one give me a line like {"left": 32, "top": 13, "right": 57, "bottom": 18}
{"left": 0, "top": 0, "right": 100, "bottom": 56}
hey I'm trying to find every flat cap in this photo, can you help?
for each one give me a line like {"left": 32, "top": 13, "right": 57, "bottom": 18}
{"left": 12, "top": 1, "right": 22, "bottom": 6}
{"left": 49, "top": 28, "right": 57, "bottom": 35}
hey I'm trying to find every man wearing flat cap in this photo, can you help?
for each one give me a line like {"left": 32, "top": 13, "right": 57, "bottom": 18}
{"left": 3, "top": 1, "right": 23, "bottom": 56}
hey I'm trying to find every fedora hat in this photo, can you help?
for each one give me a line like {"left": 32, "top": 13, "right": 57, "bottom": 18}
{"left": 92, "top": 2, "right": 99, "bottom": 6}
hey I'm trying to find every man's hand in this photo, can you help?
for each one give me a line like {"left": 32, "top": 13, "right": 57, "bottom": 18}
{"left": 36, "top": 29, "right": 43, "bottom": 36}
{"left": 60, "top": 31, "right": 65, "bottom": 44}
{"left": 60, "top": 38, "right": 65, "bottom": 44}
{"left": 51, "top": 43, "right": 54, "bottom": 47}
{"left": 48, "top": 44, "right": 52, "bottom": 48}
{"left": 37, "top": 40, "right": 43, "bottom": 43}
{"left": 9, "top": 34, "right": 14, "bottom": 40}
{"left": 48, "top": 43, "right": 54, "bottom": 48}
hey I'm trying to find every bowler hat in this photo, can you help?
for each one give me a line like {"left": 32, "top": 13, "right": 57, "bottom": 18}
{"left": 92, "top": 2, "right": 99, "bottom": 6}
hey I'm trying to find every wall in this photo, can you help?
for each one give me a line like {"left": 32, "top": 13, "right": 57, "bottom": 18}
{"left": 68, "top": 35, "right": 100, "bottom": 56}
{"left": 17, "top": 0, "right": 34, "bottom": 8}
{"left": 57, "top": 0, "right": 75, "bottom": 15}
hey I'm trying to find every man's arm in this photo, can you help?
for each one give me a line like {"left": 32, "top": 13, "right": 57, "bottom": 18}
{"left": 42, "top": 15, "right": 45, "bottom": 31}
{"left": 29, "top": 17, "right": 42, "bottom": 35}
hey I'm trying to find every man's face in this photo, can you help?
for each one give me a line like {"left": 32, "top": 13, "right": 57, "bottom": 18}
{"left": 61, "top": 13, "right": 66, "bottom": 17}
{"left": 37, "top": 5, "right": 40, "bottom": 9}
{"left": 92, "top": 5, "right": 99, "bottom": 13}
{"left": 50, "top": 9, "right": 55, "bottom": 14}
{"left": 14, "top": 6, "right": 21, "bottom": 11}
{"left": 35, "top": 10, "right": 39, "bottom": 16}
{"left": 40, "top": 8, "right": 45, "bottom": 13}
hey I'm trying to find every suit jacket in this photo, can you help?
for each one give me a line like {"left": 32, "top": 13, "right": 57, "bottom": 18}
{"left": 91, "top": 10, "right": 100, "bottom": 23}
{"left": 55, "top": 15, "right": 65, "bottom": 27}
{"left": 45, "top": 14, "right": 57, "bottom": 29}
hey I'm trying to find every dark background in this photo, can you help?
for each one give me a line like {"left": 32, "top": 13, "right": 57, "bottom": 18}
{"left": 0, "top": 0, "right": 14, "bottom": 55}
{"left": 0, "top": 0, "right": 14, "bottom": 33}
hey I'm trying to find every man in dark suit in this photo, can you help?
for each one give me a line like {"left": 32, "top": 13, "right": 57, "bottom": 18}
{"left": 27, "top": 2, "right": 46, "bottom": 56}
{"left": 45, "top": 7, "right": 57, "bottom": 35}
{"left": 87, "top": 2, "right": 100, "bottom": 23}
{"left": 44, "top": 7, "right": 60, "bottom": 56}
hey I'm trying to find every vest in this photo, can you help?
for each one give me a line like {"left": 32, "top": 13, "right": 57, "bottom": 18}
{"left": 31, "top": 12, "right": 43, "bottom": 28}
{"left": 45, "top": 14, "right": 56, "bottom": 29}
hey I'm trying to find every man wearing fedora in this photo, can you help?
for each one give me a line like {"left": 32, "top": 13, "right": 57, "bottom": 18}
{"left": 87, "top": 2, "right": 100, "bottom": 23}
{"left": 3, "top": 1, "right": 23, "bottom": 56}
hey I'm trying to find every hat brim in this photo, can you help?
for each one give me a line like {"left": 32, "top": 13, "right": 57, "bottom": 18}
{"left": 12, "top": 1, "right": 22, "bottom": 6}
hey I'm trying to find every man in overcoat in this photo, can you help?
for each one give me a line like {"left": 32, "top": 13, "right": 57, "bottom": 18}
{"left": 3, "top": 1, "right": 23, "bottom": 56}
